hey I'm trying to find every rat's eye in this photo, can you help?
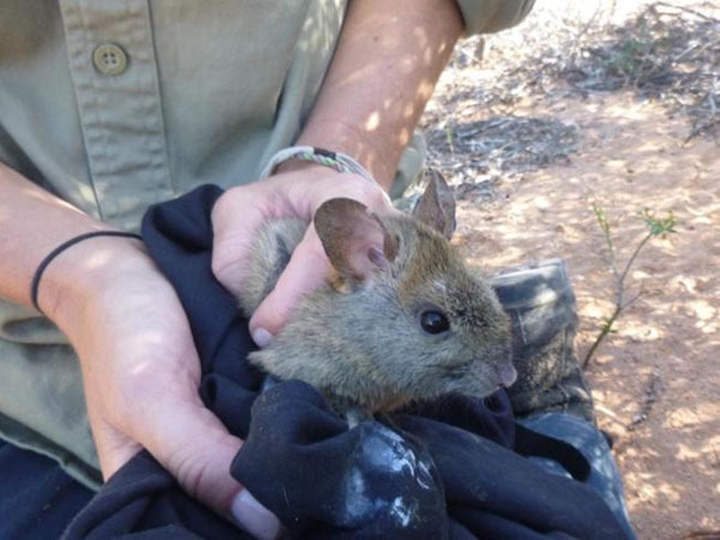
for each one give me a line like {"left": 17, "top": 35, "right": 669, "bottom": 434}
{"left": 420, "top": 310, "right": 450, "bottom": 334}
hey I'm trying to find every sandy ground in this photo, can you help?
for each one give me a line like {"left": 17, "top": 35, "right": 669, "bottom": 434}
{"left": 421, "top": 3, "right": 719, "bottom": 538}
{"left": 456, "top": 91, "right": 719, "bottom": 540}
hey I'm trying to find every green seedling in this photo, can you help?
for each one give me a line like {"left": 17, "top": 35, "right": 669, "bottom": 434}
{"left": 583, "top": 204, "right": 677, "bottom": 368}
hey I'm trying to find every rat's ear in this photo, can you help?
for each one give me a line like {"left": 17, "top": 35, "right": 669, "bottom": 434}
{"left": 314, "top": 198, "right": 398, "bottom": 281}
{"left": 412, "top": 169, "right": 456, "bottom": 240}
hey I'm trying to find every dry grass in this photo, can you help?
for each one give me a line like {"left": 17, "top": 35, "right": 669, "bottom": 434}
{"left": 422, "top": 0, "right": 719, "bottom": 195}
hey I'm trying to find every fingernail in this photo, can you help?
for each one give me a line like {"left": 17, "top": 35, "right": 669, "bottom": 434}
{"left": 231, "top": 489, "right": 281, "bottom": 540}
{"left": 252, "top": 328, "right": 274, "bottom": 348}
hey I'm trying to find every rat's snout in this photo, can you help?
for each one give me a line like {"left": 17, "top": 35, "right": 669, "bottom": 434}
{"left": 496, "top": 362, "right": 517, "bottom": 388}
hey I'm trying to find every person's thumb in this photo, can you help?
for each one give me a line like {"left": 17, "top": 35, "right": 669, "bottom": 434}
{"left": 249, "top": 224, "right": 331, "bottom": 345}
{"left": 134, "top": 397, "right": 281, "bottom": 539}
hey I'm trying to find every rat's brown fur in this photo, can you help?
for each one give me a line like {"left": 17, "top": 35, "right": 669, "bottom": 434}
{"left": 238, "top": 172, "right": 514, "bottom": 418}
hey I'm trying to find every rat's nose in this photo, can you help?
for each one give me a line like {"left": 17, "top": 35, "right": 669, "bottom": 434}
{"left": 496, "top": 362, "right": 517, "bottom": 388}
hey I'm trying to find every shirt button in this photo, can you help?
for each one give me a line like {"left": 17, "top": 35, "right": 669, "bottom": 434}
{"left": 92, "top": 43, "right": 128, "bottom": 76}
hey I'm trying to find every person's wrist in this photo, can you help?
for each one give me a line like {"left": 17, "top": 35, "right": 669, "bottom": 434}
{"left": 293, "top": 120, "right": 397, "bottom": 190}
{"left": 40, "top": 234, "right": 153, "bottom": 329}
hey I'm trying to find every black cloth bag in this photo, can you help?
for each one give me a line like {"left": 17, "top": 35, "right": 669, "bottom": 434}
{"left": 63, "top": 185, "right": 628, "bottom": 539}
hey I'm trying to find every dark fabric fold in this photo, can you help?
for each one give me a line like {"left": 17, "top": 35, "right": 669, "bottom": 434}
{"left": 232, "top": 380, "right": 448, "bottom": 537}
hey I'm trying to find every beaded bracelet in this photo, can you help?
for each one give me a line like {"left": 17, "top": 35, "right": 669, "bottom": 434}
{"left": 259, "top": 146, "right": 375, "bottom": 183}
{"left": 31, "top": 231, "right": 142, "bottom": 313}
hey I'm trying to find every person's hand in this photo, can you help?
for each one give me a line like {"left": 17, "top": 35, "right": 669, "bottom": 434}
{"left": 211, "top": 165, "right": 394, "bottom": 346}
{"left": 44, "top": 238, "right": 280, "bottom": 539}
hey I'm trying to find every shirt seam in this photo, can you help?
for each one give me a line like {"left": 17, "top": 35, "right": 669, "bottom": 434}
{"left": 143, "top": 0, "right": 176, "bottom": 194}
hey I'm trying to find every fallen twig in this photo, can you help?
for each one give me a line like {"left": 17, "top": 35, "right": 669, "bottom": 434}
{"left": 627, "top": 368, "right": 662, "bottom": 431}
{"left": 685, "top": 115, "right": 720, "bottom": 144}
{"left": 683, "top": 530, "right": 720, "bottom": 539}
{"left": 655, "top": 2, "right": 720, "bottom": 23}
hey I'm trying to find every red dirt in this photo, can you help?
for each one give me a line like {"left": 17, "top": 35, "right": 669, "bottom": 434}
{"left": 452, "top": 90, "right": 719, "bottom": 538}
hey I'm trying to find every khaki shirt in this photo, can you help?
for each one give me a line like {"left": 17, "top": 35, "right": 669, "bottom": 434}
{"left": 0, "top": 0, "right": 534, "bottom": 488}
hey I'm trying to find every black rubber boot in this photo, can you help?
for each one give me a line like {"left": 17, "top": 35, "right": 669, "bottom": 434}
{"left": 490, "top": 259, "right": 595, "bottom": 423}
